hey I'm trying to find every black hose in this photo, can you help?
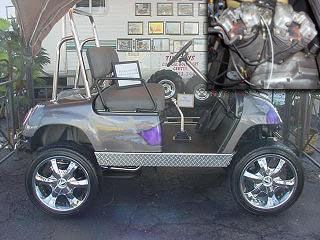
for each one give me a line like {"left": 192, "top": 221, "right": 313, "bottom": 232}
{"left": 208, "top": 70, "right": 243, "bottom": 87}
{"left": 315, "top": 55, "right": 320, "bottom": 81}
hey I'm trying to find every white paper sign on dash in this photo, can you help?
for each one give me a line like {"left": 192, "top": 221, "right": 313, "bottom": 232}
{"left": 177, "top": 94, "right": 194, "bottom": 108}
{"left": 114, "top": 62, "right": 141, "bottom": 87}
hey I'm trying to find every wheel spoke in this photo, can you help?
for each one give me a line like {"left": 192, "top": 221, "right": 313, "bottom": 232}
{"left": 35, "top": 173, "right": 57, "bottom": 186}
{"left": 266, "top": 195, "right": 280, "bottom": 208}
{"left": 50, "top": 159, "right": 62, "bottom": 178}
{"left": 68, "top": 177, "right": 88, "bottom": 188}
{"left": 243, "top": 170, "right": 263, "bottom": 181}
{"left": 273, "top": 177, "right": 295, "bottom": 187}
{"left": 64, "top": 162, "right": 78, "bottom": 178}
{"left": 265, "top": 187, "right": 280, "bottom": 208}
{"left": 271, "top": 159, "right": 285, "bottom": 176}
{"left": 244, "top": 183, "right": 264, "bottom": 200}
{"left": 67, "top": 194, "right": 82, "bottom": 208}
{"left": 43, "top": 193, "right": 58, "bottom": 208}
{"left": 257, "top": 157, "right": 268, "bottom": 174}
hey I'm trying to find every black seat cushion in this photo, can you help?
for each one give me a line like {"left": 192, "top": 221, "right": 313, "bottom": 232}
{"left": 95, "top": 83, "right": 165, "bottom": 112}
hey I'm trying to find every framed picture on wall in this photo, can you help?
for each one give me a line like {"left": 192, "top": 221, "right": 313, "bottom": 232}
{"left": 135, "top": 3, "right": 151, "bottom": 16}
{"left": 203, "top": 22, "right": 208, "bottom": 35}
{"left": 198, "top": 3, "right": 207, "bottom": 16}
{"left": 183, "top": 22, "right": 199, "bottom": 35}
{"left": 136, "top": 39, "right": 151, "bottom": 52}
{"left": 173, "top": 40, "right": 193, "bottom": 53}
{"left": 148, "top": 21, "right": 164, "bottom": 35}
{"left": 165, "top": 21, "right": 181, "bottom": 35}
{"left": 177, "top": 3, "right": 193, "bottom": 16}
{"left": 152, "top": 38, "right": 170, "bottom": 52}
{"left": 157, "top": 3, "right": 173, "bottom": 16}
{"left": 193, "top": 39, "right": 207, "bottom": 52}
{"left": 117, "top": 39, "right": 133, "bottom": 52}
{"left": 128, "top": 21, "right": 143, "bottom": 35}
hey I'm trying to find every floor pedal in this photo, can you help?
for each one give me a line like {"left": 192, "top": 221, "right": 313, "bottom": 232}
{"left": 173, "top": 131, "right": 192, "bottom": 142}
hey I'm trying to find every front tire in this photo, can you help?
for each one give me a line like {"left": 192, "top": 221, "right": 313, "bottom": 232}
{"left": 230, "top": 143, "right": 304, "bottom": 215}
{"left": 25, "top": 142, "right": 99, "bottom": 217}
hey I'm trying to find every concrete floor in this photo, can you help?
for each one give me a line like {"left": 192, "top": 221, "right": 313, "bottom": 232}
{"left": 0, "top": 151, "right": 319, "bottom": 240}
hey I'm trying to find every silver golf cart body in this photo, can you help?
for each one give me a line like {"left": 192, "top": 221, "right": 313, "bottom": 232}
{"left": 21, "top": 9, "right": 282, "bottom": 168}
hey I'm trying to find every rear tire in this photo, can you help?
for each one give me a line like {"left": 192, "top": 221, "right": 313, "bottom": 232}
{"left": 25, "top": 142, "right": 99, "bottom": 217}
{"left": 230, "top": 143, "right": 304, "bottom": 215}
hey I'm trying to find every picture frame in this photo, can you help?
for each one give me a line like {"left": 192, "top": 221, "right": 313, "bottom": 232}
{"left": 198, "top": 3, "right": 207, "bottom": 16}
{"left": 135, "top": 39, "right": 151, "bottom": 52}
{"left": 152, "top": 38, "right": 170, "bottom": 52}
{"left": 183, "top": 22, "right": 199, "bottom": 35}
{"left": 128, "top": 21, "right": 143, "bottom": 35}
{"left": 117, "top": 38, "right": 133, "bottom": 52}
{"left": 203, "top": 22, "right": 208, "bottom": 35}
{"left": 177, "top": 3, "right": 194, "bottom": 16}
{"left": 157, "top": 3, "right": 173, "bottom": 16}
{"left": 148, "top": 21, "right": 164, "bottom": 35}
{"left": 193, "top": 38, "right": 207, "bottom": 52}
{"left": 165, "top": 21, "right": 181, "bottom": 35}
{"left": 173, "top": 40, "right": 193, "bottom": 53}
{"left": 135, "top": 3, "right": 151, "bottom": 16}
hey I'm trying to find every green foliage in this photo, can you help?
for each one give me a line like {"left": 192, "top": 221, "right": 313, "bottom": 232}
{"left": 0, "top": 19, "right": 10, "bottom": 31}
{"left": 0, "top": 18, "right": 51, "bottom": 91}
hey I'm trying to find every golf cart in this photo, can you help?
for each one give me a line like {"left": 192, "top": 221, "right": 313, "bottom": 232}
{"left": 20, "top": 9, "right": 304, "bottom": 217}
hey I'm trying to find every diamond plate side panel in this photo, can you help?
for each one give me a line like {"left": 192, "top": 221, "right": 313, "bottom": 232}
{"left": 95, "top": 152, "right": 233, "bottom": 168}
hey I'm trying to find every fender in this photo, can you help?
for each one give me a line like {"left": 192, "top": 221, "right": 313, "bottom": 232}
{"left": 222, "top": 92, "right": 282, "bottom": 153}
{"left": 22, "top": 99, "right": 162, "bottom": 153}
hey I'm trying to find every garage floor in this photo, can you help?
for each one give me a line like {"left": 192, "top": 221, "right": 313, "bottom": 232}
{"left": 0, "top": 151, "right": 319, "bottom": 240}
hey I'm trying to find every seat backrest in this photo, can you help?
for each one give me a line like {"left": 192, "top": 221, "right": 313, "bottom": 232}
{"left": 86, "top": 47, "right": 119, "bottom": 80}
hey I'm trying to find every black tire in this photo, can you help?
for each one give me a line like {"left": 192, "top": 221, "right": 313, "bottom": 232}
{"left": 149, "top": 69, "right": 184, "bottom": 100}
{"left": 25, "top": 142, "right": 100, "bottom": 217}
{"left": 185, "top": 76, "right": 215, "bottom": 106}
{"left": 230, "top": 143, "right": 304, "bottom": 215}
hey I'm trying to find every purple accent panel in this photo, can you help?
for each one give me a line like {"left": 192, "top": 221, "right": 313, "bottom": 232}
{"left": 266, "top": 108, "right": 281, "bottom": 124}
{"left": 139, "top": 125, "right": 162, "bottom": 146}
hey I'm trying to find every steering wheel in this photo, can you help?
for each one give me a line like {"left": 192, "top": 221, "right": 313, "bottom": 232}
{"left": 167, "top": 40, "right": 193, "bottom": 67}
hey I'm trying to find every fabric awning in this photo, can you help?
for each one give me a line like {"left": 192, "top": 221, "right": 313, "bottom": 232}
{"left": 12, "top": 0, "right": 80, "bottom": 56}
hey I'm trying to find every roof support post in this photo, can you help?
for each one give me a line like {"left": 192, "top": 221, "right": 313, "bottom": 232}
{"left": 25, "top": 46, "right": 34, "bottom": 107}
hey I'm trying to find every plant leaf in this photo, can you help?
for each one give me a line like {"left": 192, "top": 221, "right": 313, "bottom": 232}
{"left": 0, "top": 18, "right": 10, "bottom": 31}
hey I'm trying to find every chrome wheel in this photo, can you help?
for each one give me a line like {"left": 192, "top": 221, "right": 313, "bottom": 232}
{"left": 32, "top": 156, "right": 90, "bottom": 212}
{"left": 240, "top": 154, "right": 298, "bottom": 210}
{"left": 159, "top": 79, "right": 176, "bottom": 99}
{"left": 194, "top": 83, "right": 210, "bottom": 101}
